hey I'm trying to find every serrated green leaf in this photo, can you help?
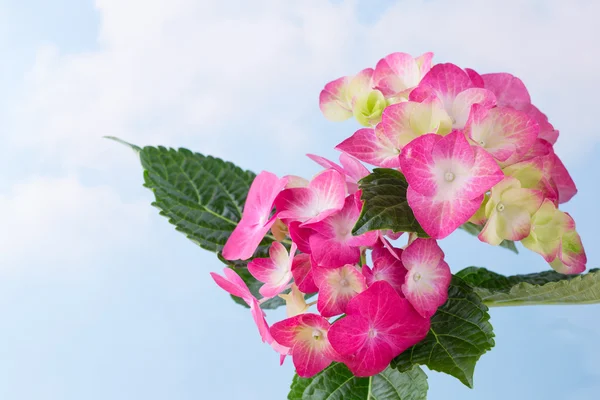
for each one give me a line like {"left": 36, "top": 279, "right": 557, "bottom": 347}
{"left": 457, "top": 267, "right": 600, "bottom": 306}
{"left": 459, "top": 222, "right": 518, "bottom": 254}
{"left": 353, "top": 168, "right": 427, "bottom": 237}
{"left": 392, "top": 276, "right": 494, "bottom": 388}
{"left": 138, "top": 145, "right": 282, "bottom": 308}
{"left": 288, "top": 363, "right": 428, "bottom": 400}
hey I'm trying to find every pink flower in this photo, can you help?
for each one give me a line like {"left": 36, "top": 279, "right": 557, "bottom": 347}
{"left": 336, "top": 98, "right": 451, "bottom": 168}
{"left": 291, "top": 253, "right": 319, "bottom": 294}
{"left": 275, "top": 169, "right": 346, "bottom": 225}
{"left": 400, "top": 239, "right": 451, "bottom": 318}
{"left": 305, "top": 193, "right": 378, "bottom": 267}
{"left": 410, "top": 63, "right": 496, "bottom": 130}
{"left": 399, "top": 130, "right": 504, "bottom": 239}
{"left": 328, "top": 281, "right": 430, "bottom": 377}
{"left": 222, "top": 171, "right": 288, "bottom": 260}
{"left": 248, "top": 242, "right": 297, "bottom": 298}
{"left": 312, "top": 264, "right": 367, "bottom": 317}
{"left": 465, "top": 104, "right": 539, "bottom": 162}
{"left": 270, "top": 313, "right": 340, "bottom": 377}
{"left": 373, "top": 52, "right": 434, "bottom": 99}
{"left": 362, "top": 244, "right": 407, "bottom": 296}
{"left": 306, "top": 153, "right": 369, "bottom": 194}
{"left": 210, "top": 268, "right": 290, "bottom": 359}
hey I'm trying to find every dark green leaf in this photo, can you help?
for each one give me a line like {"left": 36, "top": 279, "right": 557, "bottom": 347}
{"left": 392, "top": 276, "right": 494, "bottom": 388}
{"left": 353, "top": 168, "right": 427, "bottom": 237}
{"left": 288, "top": 363, "right": 428, "bottom": 400}
{"left": 457, "top": 267, "right": 600, "bottom": 306}
{"left": 460, "top": 222, "right": 518, "bottom": 254}
{"left": 137, "top": 145, "right": 281, "bottom": 308}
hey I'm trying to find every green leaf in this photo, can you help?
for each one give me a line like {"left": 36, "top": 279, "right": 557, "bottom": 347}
{"left": 104, "top": 136, "right": 142, "bottom": 153}
{"left": 459, "top": 222, "right": 518, "bottom": 254}
{"left": 392, "top": 276, "right": 494, "bottom": 388}
{"left": 136, "top": 145, "right": 281, "bottom": 308}
{"left": 456, "top": 266, "right": 600, "bottom": 306}
{"left": 288, "top": 363, "right": 428, "bottom": 400}
{"left": 353, "top": 168, "right": 427, "bottom": 237}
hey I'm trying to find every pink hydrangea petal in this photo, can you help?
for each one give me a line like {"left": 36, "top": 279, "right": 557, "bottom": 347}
{"left": 401, "top": 239, "right": 451, "bottom": 318}
{"left": 288, "top": 222, "right": 313, "bottom": 254}
{"left": 408, "top": 187, "right": 484, "bottom": 239}
{"left": 466, "top": 105, "right": 539, "bottom": 162}
{"left": 481, "top": 73, "right": 531, "bottom": 109}
{"left": 319, "top": 76, "right": 353, "bottom": 122}
{"left": 313, "top": 264, "right": 367, "bottom": 317}
{"left": 336, "top": 127, "right": 400, "bottom": 168}
{"left": 275, "top": 169, "right": 346, "bottom": 225}
{"left": 210, "top": 268, "right": 253, "bottom": 304}
{"left": 550, "top": 153, "right": 577, "bottom": 204}
{"left": 373, "top": 52, "right": 426, "bottom": 97}
{"left": 291, "top": 253, "right": 319, "bottom": 293}
{"left": 417, "top": 63, "right": 474, "bottom": 100}
{"left": 367, "top": 250, "right": 408, "bottom": 296}
{"left": 521, "top": 104, "right": 559, "bottom": 145}
{"left": 451, "top": 88, "right": 496, "bottom": 129}
{"left": 329, "top": 281, "right": 430, "bottom": 377}
{"left": 398, "top": 133, "right": 439, "bottom": 196}
{"left": 465, "top": 68, "right": 484, "bottom": 88}
{"left": 339, "top": 153, "right": 370, "bottom": 183}
{"left": 222, "top": 171, "right": 288, "bottom": 260}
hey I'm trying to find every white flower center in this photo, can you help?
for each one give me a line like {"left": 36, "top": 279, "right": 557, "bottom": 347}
{"left": 339, "top": 278, "right": 349, "bottom": 287}
{"left": 312, "top": 329, "right": 322, "bottom": 340}
{"left": 496, "top": 203, "right": 505, "bottom": 212}
{"left": 444, "top": 171, "right": 455, "bottom": 182}
{"left": 413, "top": 272, "right": 422, "bottom": 282}
{"left": 479, "top": 140, "right": 486, "bottom": 146}
{"left": 368, "top": 328, "right": 378, "bottom": 339}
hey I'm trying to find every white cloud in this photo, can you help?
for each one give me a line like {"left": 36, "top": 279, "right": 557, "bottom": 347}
{"left": 0, "top": 176, "right": 150, "bottom": 269}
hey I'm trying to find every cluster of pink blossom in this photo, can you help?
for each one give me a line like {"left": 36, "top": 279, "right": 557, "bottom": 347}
{"left": 211, "top": 51, "right": 587, "bottom": 379}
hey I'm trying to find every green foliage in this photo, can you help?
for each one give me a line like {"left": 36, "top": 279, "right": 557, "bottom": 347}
{"left": 289, "top": 363, "right": 428, "bottom": 400}
{"left": 392, "top": 276, "right": 495, "bottom": 388}
{"left": 353, "top": 168, "right": 427, "bottom": 237}
{"left": 457, "top": 267, "right": 600, "bottom": 306}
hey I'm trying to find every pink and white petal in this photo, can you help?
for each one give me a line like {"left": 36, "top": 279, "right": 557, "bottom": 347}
{"left": 222, "top": 220, "right": 276, "bottom": 261}
{"left": 451, "top": 88, "right": 496, "bottom": 129}
{"left": 288, "top": 222, "right": 313, "bottom": 254}
{"left": 418, "top": 63, "right": 474, "bottom": 100}
{"left": 521, "top": 104, "right": 559, "bottom": 145}
{"left": 431, "top": 129, "right": 476, "bottom": 170}
{"left": 398, "top": 133, "right": 440, "bottom": 196}
{"left": 319, "top": 76, "right": 353, "bottom": 122}
{"left": 481, "top": 73, "right": 531, "bottom": 109}
{"left": 306, "top": 153, "right": 343, "bottom": 174}
{"left": 465, "top": 68, "right": 484, "bottom": 88}
{"left": 247, "top": 257, "right": 278, "bottom": 284}
{"left": 284, "top": 175, "right": 310, "bottom": 188}
{"left": 210, "top": 268, "right": 252, "bottom": 303}
{"left": 401, "top": 256, "right": 451, "bottom": 318}
{"left": 306, "top": 169, "right": 347, "bottom": 222}
{"left": 415, "top": 52, "right": 434, "bottom": 77}
{"left": 401, "top": 238, "right": 444, "bottom": 269}
{"left": 551, "top": 153, "right": 577, "bottom": 204}
{"left": 466, "top": 105, "right": 539, "bottom": 162}
{"left": 328, "top": 314, "right": 369, "bottom": 356}
{"left": 348, "top": 68, "right": 375, "bottom": 101}
{"left": 465, "top": 147, "right": 505, "bottom": 198}
{"left": 275, "top": 187, "right": 317, "bottom": 222}
{"left": 346, "top": 230, "right": 379, "bottom": 248}
{"left": 339, "top": 153, "right": 370, "bottom": 183}
{"left": 313, "top": 265, "right": 366, "bottom": 317}
{"left": 309, "top": 233, "right": 361, "bottom": 268}
{"left": 336, "top": 128, "right": 400, "bottom": 168}
{"left": 270, "top": 314, "right": 304, "bottom": 348}
{"left": 292, "top": 339, "right": 335, "bottom": 378}
{"left": 371, "top": 253, "right": 408, "bottom": 295}
{"left": 291, "top": 254, "right": 319, "bottom": 293}
{"left": 408, "top": 187, "right": 483, "bottom": 239}
{"left": 242, "top": 171, "right": 289, "bottom": 223}
{"left": 373, "top": 52, "right": 420, "bottom": 96}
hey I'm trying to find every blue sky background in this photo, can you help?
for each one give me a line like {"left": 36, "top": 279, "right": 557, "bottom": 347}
{"left": 0, "top": 0, "right": 599, "bottom": 399}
